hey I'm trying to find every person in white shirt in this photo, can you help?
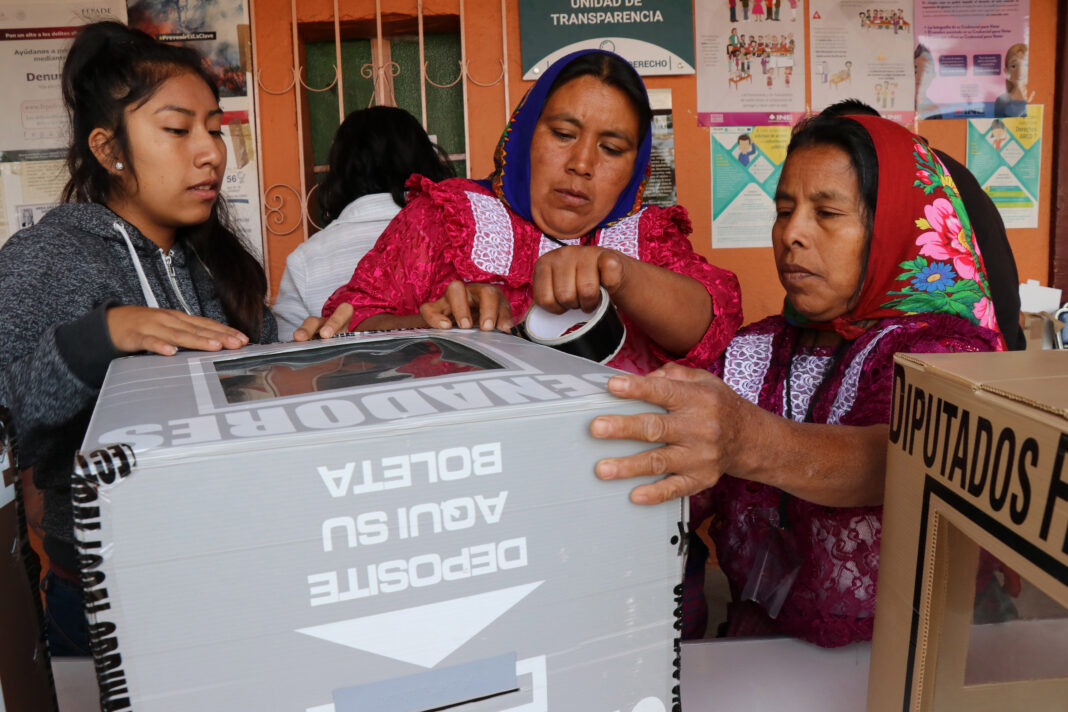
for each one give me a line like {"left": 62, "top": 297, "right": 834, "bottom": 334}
{"left": 272, "top": 106, "right": 453, "bottom": 340}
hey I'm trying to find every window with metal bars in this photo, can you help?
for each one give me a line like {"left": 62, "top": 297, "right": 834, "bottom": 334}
{"left": 303, "top": 31, "right": 467, "bottom": 227}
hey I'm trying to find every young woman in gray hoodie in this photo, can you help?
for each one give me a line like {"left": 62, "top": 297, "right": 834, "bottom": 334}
{"left": 0, "top": 21, "right": 276, "bottom": 655}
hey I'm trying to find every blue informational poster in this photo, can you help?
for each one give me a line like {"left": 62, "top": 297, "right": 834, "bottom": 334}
{"left": 966, "top": 105, "right": 1042, "bottom": 229}
{"left": 710, "top": 125, "right": 790, "bottom": 248}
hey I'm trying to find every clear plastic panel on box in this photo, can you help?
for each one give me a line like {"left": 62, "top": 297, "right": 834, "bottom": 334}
{"left": 965, "top": 544, "right": 1068, "bottom": 685}
{"left": 214, "top": 337, "right": 505, "bottom": 403}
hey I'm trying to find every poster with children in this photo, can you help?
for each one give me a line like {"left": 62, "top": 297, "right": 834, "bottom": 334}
{"left": 709, "top": 125, "right": 791, "bottom": 248}
{"left": 695, "top": 1, "right": 806, "bottom": 127}
{"left": 966, "top": 105, "right": 1042, "bottom": 229}
{"left": 914, "top": 0, "right": 1030, "bottom": 119}
{"left": 809, "top": 0, "right": 915, "bottom": 124}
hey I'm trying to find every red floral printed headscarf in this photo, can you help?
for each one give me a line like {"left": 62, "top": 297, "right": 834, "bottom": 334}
{"left": 785, "top": 114, "right": 1003, "bottom": 344}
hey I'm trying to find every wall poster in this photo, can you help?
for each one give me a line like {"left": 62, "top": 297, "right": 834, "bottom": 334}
{"left": 696, "top": 0, "right": 806, "bottom": 127}
{"left": 710, "top": 124, "right": 791, "bottom": 248}
{"left": 914, "top": 0, "right": 1031, "bottom": 119}
{"left": 0, "top": 1, "right": 127, "bottom": 244}
{"left": 644, "top": 88, "right": 677, "bottom": 208}
{"left": 518, "top": 0, "right": 695, "bottom": 79}
{"left": 809, "top": 0, "right": 915, "bottom": 123}
{"left": 967, "top": 105, "right": 1042, "bottom": 229}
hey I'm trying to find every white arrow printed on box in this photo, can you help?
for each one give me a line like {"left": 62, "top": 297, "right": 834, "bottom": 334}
{"left": 296, "top": 581, "right": 543, "bottom": 668}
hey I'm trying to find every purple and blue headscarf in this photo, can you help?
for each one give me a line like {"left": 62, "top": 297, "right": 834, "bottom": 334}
{"left": 485, "top": 49, "right": 652, "bottom": 230}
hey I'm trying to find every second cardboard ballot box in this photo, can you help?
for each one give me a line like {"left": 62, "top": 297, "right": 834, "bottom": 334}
{"left": 868, "top": 350, "right": 1068, "bottom": 712}
{"left": 75, "top": 330, "right": 683, "bottom": 712}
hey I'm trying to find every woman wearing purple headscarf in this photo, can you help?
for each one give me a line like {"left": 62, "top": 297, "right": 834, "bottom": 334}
{"left": 300, "top": 50, "right": 741, "bottom": 375}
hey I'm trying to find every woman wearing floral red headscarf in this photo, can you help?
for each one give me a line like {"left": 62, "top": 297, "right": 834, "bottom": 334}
{"left": 299, "top": 50, "right": 741, "bottom": 376}
{"left": 590, "top": 114, "right": 1004, "bottom": 647}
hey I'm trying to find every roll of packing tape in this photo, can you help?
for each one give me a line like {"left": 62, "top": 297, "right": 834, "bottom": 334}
{"left": 516, "top": 286, "right": 626, "bottom": 364}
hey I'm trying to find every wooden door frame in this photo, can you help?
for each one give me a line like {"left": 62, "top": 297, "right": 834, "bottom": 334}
{"left": 1051, "top": 4, "right": 1068, "bottom": 292}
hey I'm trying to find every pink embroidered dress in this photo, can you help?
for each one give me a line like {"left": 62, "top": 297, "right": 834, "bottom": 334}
{"left": 696, "top": 314, "right": 1001, "bottom": 646}
{"left": 323, "top": 175, "right": 742, "bottom": 374}
{"left": 324, "top": 49, "right": 742, "bottom": 374}
{"left": 690, "top": 115, "right": 1006, "bottom": 647}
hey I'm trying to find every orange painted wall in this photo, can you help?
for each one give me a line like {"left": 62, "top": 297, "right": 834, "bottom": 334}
{"left": 253, "top": 0, "right": 1061, "bottom": 324}
{"left": 251, "top": 0, "right": 509, "bottom": 298}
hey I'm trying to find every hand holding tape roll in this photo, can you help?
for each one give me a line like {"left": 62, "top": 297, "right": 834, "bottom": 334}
{"left": 514, "top": 285, "right": 626, "bottom": 364}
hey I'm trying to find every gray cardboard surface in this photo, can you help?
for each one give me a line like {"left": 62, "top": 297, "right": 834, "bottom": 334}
{"left": 332, "top": 653, "right": 517, "bottom": 712}
{"left": 76, "top": 330, "right": 682, "bottom": 711}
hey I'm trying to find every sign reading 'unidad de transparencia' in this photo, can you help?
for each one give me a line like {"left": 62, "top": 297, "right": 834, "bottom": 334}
{"left": 518, "top": 0, "right": 694, "bottom": 79}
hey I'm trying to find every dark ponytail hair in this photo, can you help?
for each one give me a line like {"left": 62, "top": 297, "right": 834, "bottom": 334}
{"left": 319, "top": 106, "right": 453, "bottom": 224}
{"left": 61, "top": 21, "right": 267, "bottom": 340}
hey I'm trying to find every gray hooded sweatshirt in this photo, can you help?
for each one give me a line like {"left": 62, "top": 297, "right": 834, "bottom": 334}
{"left": 0, "top": 202, "right": 276, "bottom": 571}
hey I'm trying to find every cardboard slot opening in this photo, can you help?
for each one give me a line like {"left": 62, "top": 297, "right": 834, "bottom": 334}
{"left": 418, "top": 686, "right": 521, "bottom": 711}
{"left": 332, "top": 653, "right": 520, "bottom": 712}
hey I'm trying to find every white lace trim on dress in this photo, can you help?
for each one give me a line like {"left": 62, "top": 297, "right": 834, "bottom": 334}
{"left": 783, "top": 353, "right": 834, "bottom": 422}
{"left": 467, "top": 191, "right": 515, "bottom": 275}
{"left": 827, "top": 324, "right": 903, "bottom": 424}
{"left": 722, "top": 332, "right": 775, "bottom": 404}
{"left": 597, "top": 209, "right": 643, "bottom": 259}
{"left": 538, "top": 234, "right": 579, "bottom": 257}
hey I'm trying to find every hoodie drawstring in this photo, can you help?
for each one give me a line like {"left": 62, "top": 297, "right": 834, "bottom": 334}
{"left": 114, "top": 222, "right": 160, "bottom": 309}
{"left": 114, "top": 221, "right": 195, "bottom": 315}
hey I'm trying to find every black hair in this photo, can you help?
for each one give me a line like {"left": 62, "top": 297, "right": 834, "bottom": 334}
{"left": 62, "top": 21, "right": 215, "bottom": 204}
{"left": 818, "top": 99, "right": 881, "bottom": 119}
{"left": 786, "top": 115, "right": 879, "bottom": 238}
{"left": 318, "top": 106, "right": 454, "bottom": 224}
{"left": 60, "top": 21, "right": 267, "bottom": 340}
{"left": 544, "top": 52, "right": 652, "bottom": 145}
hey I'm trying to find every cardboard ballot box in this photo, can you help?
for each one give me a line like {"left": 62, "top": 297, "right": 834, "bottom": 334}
{"left": 868, "top": 350, "right": 1068, "bottom": 712}
{"left": 74, "top": 330, "right": 682, "bottom": 712}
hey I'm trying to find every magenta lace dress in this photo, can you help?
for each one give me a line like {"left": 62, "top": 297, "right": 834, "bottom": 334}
{"left": 324, "top": 176, "right": 743, "bottom": 374}
{"left": 693, "top": 313, "right": 1002, "bottom": 647}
